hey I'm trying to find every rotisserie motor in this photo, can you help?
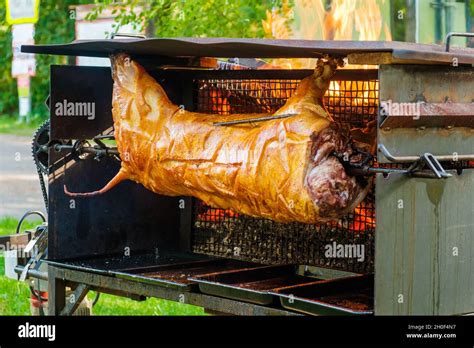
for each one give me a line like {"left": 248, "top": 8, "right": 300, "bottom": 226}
{"left": 65, "top": 53, "right": 371, "bottom": 223}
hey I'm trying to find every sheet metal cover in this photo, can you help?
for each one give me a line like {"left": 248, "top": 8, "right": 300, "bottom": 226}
{"left": 21, "top": 37, "right": 474, "bottom": 64}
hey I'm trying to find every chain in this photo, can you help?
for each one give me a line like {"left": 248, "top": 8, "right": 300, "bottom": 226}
{"left": 36, "top": 161, "right": 48, "bottom": 211}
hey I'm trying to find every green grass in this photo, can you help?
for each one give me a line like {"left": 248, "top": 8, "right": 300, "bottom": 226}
{"left": 0, "top": 216, "right": 43, "bottom": 235}
{"left": 0, "top": 115, "right": 45, "bottom": 136}
{"left": 0, "top": 257, "right": 31, "bottom": 315}
{"left": 0, "top": 217, "right": 206, "bottom": 316}
{"left": 89, "top": 292, "right": 205, "bottom": 316}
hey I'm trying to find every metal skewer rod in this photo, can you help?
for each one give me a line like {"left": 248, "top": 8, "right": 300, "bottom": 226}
{"left": 378, "top": 144, "right": 474, "bottom": 162}
{"left": 213, "top": 113, "right": 298, "bottom": 126}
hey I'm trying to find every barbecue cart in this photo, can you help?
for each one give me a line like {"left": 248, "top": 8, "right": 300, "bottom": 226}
{"left": 4, "top": 36, "right": 474, "bottom": 315}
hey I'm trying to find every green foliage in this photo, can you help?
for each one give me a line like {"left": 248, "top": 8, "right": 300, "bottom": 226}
{"left": 0, "top": 0, "right": 89, "bottom": 120}
{"left": 0, "top": 2, "right": 17, "bottom": 116}
{"left": 0, "top": 114, "right": 44, "bottom": 135}
{"left": 0, "top": 216, "right": 43, "bottom": 235}
{"left": 0, "top": 271, "right": 31, "bottom": 315}
{"left": 86, "top": 0, "right": 271, "bottom": 38}
{"left": 391, "top": 0, "right": 407, "bottom": 41}
{"left": 30, "top": 0, "right": 78, "bottom": 119}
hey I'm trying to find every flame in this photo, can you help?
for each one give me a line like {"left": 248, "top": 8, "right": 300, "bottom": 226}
{"left": 329, "top": 81, "right": 341, "bottom": 96}
{"left": 325, "top": 80, "right": 379, "bottom": 118}
{"left": 354, "top": 0, "right": 385, "bottom": 41}
{"left": 325, "top": 0, "right": 358, "bottom": 40}
{"left": 208, "top": 88, "right": 230, "bottom": 114}
{"left": 262, "top": 0, "right": 392, "bottom": 69}
{"left": 262, "top": 4, "right": 293, "bottom": 40}
{"left": 350, "top": 81, "right": 379, "bottom": 106}
{"left": 201, "top": 79, "right": 379, "bottom": 123}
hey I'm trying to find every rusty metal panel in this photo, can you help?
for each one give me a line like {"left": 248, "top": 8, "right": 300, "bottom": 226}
{"left": 380, "top": 103, "right": 474, "bottom": 128}
{"left": 378, "top": 65, "right": 474, "bottom": 163}
{"left": 379, "top": 65, "right": 474, "bottom": 103}
{"left": 375, "top": 170, "right": 474, "bottom": 315}
{"left": 21, "top": 38, "right": 474, "bottom": 65}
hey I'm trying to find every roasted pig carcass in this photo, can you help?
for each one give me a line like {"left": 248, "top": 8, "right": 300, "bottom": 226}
{"left": 65, "top": 54, "right": 371, "bottom": 223}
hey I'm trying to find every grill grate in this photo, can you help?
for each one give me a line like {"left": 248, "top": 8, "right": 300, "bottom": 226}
{"left": 191, "top": 74, "right": 378, "bottom": 273}
{"left": 196, "top": 79, "right": 300, "bottom": 114}
{"left": 326, "top": 80, "right": 378, "bottom": 127}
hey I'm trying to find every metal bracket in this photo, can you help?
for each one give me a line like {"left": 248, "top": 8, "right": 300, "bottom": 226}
{"left": 344, "top": 145, "right": 456, "bottom": 179}
{"left": 445, "top": 32, "right": 474, "bottom": 52}
{"left": 419, "top": 153, "right": 450, "bottom": 178}
{"left": 19, "top": 258, "right": 35, "bottom": 282}
{"left": 406, "top": 153, "right": 452, "bottom": 179}
{"left": 20, "top": 228, "right": 48, "bottom": 281}
{"left": 377, "top": 144, "right": 452, "bottom": 179}
{"left": 378, "top": 144, "right": 474, "bottom": 163}
{"left": 60, "top": 284, "right": 91, "bottom": 316}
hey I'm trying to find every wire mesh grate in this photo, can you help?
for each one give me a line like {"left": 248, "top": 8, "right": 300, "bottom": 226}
{"left": 191, "top": 74, "right": 378, "bottom": 273}
{"left": 196, "top": 79, "right": 300, "bottom": 114}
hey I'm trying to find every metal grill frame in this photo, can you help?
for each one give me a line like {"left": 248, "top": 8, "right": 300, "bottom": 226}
{"left": 186, "top": 69, "right": 378, "bottom": 273}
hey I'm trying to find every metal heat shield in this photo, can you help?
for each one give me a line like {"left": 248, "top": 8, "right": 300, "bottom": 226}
{"left": 375, "top": 64, "right": 474, "bottom": 315}
{"left": 48, "top": 65, "right": 183, "bottom": 260}
{"left": 377, "top": 64, "right": 474, "bottom": 162}
{"left": 375, "top": 171, "right": 474, "bottom": 315}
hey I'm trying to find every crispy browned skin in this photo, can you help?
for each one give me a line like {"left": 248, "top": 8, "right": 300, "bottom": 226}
{"left": 65, "top": 54, "right": 370, "bottom": 223}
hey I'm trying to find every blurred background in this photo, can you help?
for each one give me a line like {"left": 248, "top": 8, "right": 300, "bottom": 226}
{"left": 0, "top": 0, "right": 472, "bottom": 315}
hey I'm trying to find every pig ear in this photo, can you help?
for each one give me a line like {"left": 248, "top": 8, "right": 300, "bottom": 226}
{"left": 63, "top": 168, "right": 128, "bottom": 197}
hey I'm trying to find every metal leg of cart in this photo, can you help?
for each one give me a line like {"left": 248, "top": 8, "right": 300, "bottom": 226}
{"left": 60, "top": 284, "right": 90, "bottom": 316}
{"left": 48, "top": 267, "right": 93, "bottom": 316}
{"left": 47, "top": 267, "right": 66, "bottom": 315}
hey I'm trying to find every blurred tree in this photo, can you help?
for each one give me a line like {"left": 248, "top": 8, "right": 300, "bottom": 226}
{"left": 31, "top": 0, "right": 83, "bottom": 119}
{"left": 0, "top": 2, "right": 18, "bottom": 116}
{"left": 1, "top": 0, "right": 90, "bottom": 120}
{"left": 86, "top": 0, "right": 271, "bottom": 38}
{"left": 389, "top": 0, "right": 407, "bottom": 41}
